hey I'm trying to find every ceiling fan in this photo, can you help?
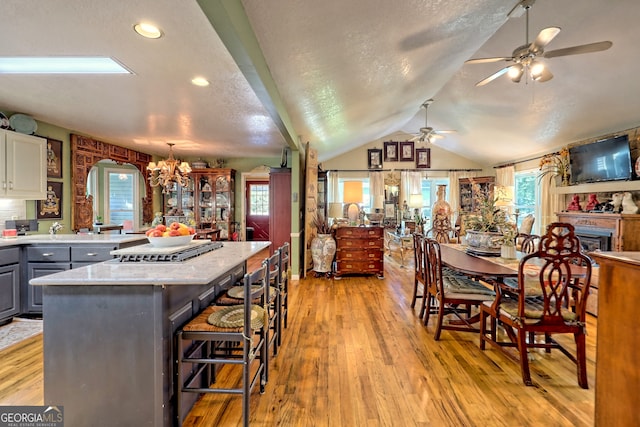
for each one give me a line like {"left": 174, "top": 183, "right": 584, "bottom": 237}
{"left": 409, "top": 99, "right": 455, "bottom": 143}
{"left": 465, "top": 0, "right": 612, "bottom": 87}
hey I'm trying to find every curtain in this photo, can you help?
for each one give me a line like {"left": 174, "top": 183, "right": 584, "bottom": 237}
{"left": 495, "top": 165, "right": 514, "bottom": 187}
{"left": 369, "top": 171, "right": 384, "bottom": 211}
{"left": 327, "top": 171, "right": 339, "bottom": 203}
{"left": 448, "top": 170, "right": 477, "bottom": 222}
{"left": 539, "top": 176, "right": 563, "bottom": 233}
{"left": 400, "top": 171, "right": 422, "bottom": 207}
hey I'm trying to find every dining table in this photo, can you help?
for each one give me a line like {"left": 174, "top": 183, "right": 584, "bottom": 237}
{"left": 439, "top": 244, "right": 520, "bottom": 281}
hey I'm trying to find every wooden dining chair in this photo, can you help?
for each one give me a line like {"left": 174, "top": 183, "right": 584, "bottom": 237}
{"left": 411, "top": 233, "right": 427, "bottom": 314}
{"left": 520, "top": 234, "right": 540, "bottom": 254}
{"left": 426, "top": 215, "right": 460, "bottom": 244}
{"left": 422, "top": 238, "right": 495, "bottom": 340}
{"left": 479, "top": 222, "right": 593, "bottom": 388}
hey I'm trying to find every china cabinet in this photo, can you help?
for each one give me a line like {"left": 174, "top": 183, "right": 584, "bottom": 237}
{"left": 164, "top": 168, "right": 235, "bottom": 239}
{"left": 0, "top": 129, "right": 47, "bottom": 199}
{"left": 458, "top": 176, "right": 495, "bottom": 213}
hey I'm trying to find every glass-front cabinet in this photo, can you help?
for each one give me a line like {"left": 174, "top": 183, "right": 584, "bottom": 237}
{"left": 163, "top": 168, "right": 235, "bottom": 239}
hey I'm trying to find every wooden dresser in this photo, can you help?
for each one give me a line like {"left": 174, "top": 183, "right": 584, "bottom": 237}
{"left": 334, "top": 226, "right": 384, "bottom": 278}
{"left": 589, "top": 252, "right": 640, "bottom": 427}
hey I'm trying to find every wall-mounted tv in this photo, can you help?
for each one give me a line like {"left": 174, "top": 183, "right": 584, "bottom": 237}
{"left": 569, "top": 135, "right": 632, "bottom": 185}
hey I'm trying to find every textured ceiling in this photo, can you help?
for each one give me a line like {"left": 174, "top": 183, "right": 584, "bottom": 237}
{"left": 0, "top": 0, "right": 638, "bottom": 165}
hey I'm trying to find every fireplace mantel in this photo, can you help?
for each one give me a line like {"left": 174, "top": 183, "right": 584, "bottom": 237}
{"left": 556, "top": 211, "right": 640, "bottom": 252}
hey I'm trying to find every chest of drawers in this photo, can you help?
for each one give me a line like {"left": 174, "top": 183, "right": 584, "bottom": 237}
{"left": 334, "top": 226, "right": 384, "bottom": 278}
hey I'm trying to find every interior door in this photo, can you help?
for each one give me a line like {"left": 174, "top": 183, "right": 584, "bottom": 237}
{"left": 245, "top": 180, "right": 269, "bottom": 241}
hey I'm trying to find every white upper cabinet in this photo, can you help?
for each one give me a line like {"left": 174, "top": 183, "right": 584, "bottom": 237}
{"left": 0, "top": 129, "right": 47, "bottom": 199}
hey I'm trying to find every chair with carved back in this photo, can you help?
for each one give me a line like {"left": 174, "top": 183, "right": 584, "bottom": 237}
{"left": 520, "top": 234, "right": 540, "bottom": 254}
{"left": 426, "top": 215, "right": 460, "bottom": 244}
{"left": 422, "top": 238, "right": 495, "bottom": 340}
{"left": 410, "top": 233, "right": 427, "bottom": 315}
{"left": 479, "top": 222, "right": 592, "bottom": 388}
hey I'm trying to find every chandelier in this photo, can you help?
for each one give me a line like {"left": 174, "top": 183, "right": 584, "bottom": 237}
{"left": 147, "top": 143, "right": 192, "bottom": 194}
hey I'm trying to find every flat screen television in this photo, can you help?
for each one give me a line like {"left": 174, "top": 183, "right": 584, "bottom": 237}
{"left": 569, "top": 135, "right": 632, "bottom": 185}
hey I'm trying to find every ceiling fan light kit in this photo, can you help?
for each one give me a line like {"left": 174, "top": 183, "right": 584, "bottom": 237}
{"left": 466, "top": 0, "right": 612, "bottom": 87}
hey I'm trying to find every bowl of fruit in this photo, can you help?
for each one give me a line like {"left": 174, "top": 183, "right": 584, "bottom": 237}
{"left": 145, "top": 222, "right": 196, "bottom": 247}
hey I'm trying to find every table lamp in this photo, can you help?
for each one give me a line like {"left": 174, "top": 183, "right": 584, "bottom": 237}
{"left": 343, "top": 181, "right": 363, "bottom": 225}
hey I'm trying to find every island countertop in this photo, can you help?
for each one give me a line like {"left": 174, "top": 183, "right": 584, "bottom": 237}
{"left": 30, "top": 241, "right": 270, "bottom": 286}
{"left": 0, "top": 233, "right": 148, "bottom": 247}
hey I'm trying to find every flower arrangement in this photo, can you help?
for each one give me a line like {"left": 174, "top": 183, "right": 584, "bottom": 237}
{"left": 49, "top": 222, "right": 63, "bottom": 235}
{"left": 463, "top": 183, "right": 510, "bottom": 232}
{"left": 498, "top": 222, "right": 518, "bottom": 247}
{"left": 539, "top": 147, "right": 570, "bottom": 185}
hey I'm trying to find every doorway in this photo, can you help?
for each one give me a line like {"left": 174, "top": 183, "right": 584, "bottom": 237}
{"left": 245, "top": 180, "right": 269, "bottom": 241}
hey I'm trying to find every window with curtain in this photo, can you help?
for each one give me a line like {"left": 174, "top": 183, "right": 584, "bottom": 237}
{"left": 514, "top": 169, "right": 538, "bottom": 232}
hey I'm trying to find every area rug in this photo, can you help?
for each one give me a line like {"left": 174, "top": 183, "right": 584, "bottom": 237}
{"left": 0, "top": 317, "right": 43, "bottom": 352}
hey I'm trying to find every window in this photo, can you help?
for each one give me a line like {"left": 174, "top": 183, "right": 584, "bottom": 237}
{"left": 417, "top": 177, "right": 450, "bottom": 220}
{"left": 249, "top": 183, "right": 269, "bottom": 215}
{"left": 105, "top": 167, "right": 139, "bottom": 229}
{"left": 514, "top": 169, "right": 538, "bottom": 233}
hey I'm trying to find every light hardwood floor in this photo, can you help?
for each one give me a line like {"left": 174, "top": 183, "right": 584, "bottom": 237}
{"left": 0, "top": 251, "right": 596, "bottom": 426}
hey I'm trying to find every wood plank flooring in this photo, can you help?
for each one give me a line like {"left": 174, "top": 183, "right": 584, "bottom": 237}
{"left": 0, "top": 251, "right": 596, "bottom": 426}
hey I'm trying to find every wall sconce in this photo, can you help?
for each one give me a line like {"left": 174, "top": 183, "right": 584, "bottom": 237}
{"left": 147, "top": 143, "right": 192, "bottom": 194}
{"left": 343, "top": 181, "right": 363, "bottom": 226}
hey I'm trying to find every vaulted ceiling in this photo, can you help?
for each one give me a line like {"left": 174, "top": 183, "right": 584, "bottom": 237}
{"left": 0, "top": 0, "right": 638, "bottom": 166}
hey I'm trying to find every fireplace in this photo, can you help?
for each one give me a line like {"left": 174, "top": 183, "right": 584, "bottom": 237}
{"left": 574, "top": 227, "right": 612, "bottom": 252}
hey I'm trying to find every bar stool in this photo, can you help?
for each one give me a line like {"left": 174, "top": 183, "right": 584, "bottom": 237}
{"left": 175, "top": 264, "right": 268, "bottom": 427}
{"left": 278, "top": 242, "right": 291, "bottom": 347}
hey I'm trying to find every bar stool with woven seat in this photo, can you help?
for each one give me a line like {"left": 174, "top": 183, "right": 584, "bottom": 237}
{"left": 175, "top": 264, "right": 268, "bottom": 427}
{"left": 277, "top": 242, "right": 291, "bottom": 347}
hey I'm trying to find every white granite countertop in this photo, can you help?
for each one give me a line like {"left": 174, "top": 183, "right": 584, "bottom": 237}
{"left": 30, "top": 241, "right": 270, "bottom": 286}
{"left": 0, "top": 233, "right": 148, "bottom": 247}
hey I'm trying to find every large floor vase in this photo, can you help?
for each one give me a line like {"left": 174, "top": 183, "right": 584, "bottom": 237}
{"left": 311, "top": 234, "right": 336, "bottom": 274}
{"left": 465, "top": 230, "right": 502, "bottom": 255}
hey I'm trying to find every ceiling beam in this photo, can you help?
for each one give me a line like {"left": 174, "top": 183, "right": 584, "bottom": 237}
{"left": 196, "top": 0, "right": 299, "bottom": 151}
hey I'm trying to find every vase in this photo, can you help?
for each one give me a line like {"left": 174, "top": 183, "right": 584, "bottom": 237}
{"left": 465, "top": 230, "right": 503, "bottom": 254}
{"left": 311, "top": 234, "right": 336, "bottom": 274}
{"left": 431, "top": 184, "right": 452, "bottom": 225}
{"left": 500, "top": 244, "right": 516, "bottom": 259}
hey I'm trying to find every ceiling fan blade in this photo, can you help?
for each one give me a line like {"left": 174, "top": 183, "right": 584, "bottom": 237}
{"left": 434, "top": 130, "right": 456, "bottom": 135}
{"left": 543, "top": 40, "right": 612, "bottom": 58}
{"left": 475, "top": 67, "right": 510, "bottom": 87}
{"left": 465, "top": 57, "right": 512, "bottom": 64}
{"left": 530, "top": 27, "right": 561, "bottom": 53}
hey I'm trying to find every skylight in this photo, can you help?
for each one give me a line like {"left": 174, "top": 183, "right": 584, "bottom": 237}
{"left": 0, "top": 57, "right": 132, "bottom": 74}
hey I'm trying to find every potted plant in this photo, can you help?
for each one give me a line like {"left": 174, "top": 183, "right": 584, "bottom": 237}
{"left": 498, "top": 222, "right": 518, "bottom": 258}
{"left": 463, "top": 183, "right": 510, "bottom": 253}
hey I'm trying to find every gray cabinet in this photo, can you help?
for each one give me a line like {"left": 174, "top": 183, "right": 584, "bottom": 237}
{"left": 0, "top": 247, "right": 20, "bottom": 324}
{"left": 24, "top": 243, "right": 121, "bottom": 314}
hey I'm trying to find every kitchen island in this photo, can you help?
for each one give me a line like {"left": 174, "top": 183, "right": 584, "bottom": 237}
{"left": 30, "top": 240, "right": 270, "bottom": 427}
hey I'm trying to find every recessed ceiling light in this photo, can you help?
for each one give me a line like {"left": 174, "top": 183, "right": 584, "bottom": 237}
{"left": 134, "top": 22, "right": 163, "bottom": 39}
{"left": 191, "top": 77, "right": 210, "bottom": 87}
{"left": 0, "top": 57, "right": 131, "bottom": 74}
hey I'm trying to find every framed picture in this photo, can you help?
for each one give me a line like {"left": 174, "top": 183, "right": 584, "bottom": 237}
{"left": 399, "top": 141, "right": 415, "bottom": 162}
{"left": 37, "top": 181, "right": 63, "bottom": 219}
{"left": 46, "top": 138, "right": 63, "bottom": 178}
{"left": 416, "top": 148, "right": 431, "bottom": 168}
{"left": 383, "top": 141, "right": 399, "bottom": 162}
{"left": 384, "top": 202, "right": 396, "bottom": 219}
{"left": 368, "top": 148, "right": 383, "bottom": 169}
